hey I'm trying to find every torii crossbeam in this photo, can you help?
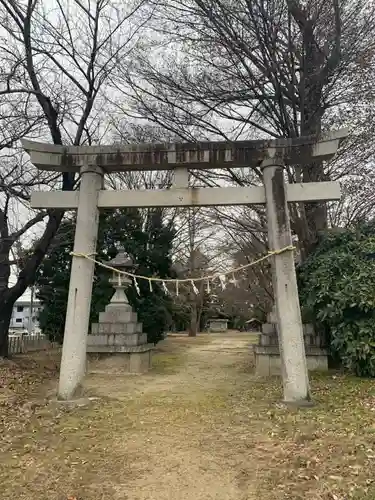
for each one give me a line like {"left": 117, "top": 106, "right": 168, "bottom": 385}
{"left": 22, "top": 129, "right": 348, "bottom": 404}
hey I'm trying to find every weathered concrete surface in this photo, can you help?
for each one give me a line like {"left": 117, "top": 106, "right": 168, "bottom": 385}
{"left": 208, "top": 318, "right": 228, "bottom": 333}
{"left": 22, "top": 129, "right": 347, "bottom": 172}
{"left": 262, "top": 160, "right": 310, "bottom": 404}
{"left": 30, "top": 182, "right": 342, "bottom": 209}
{"left": 87, "top": 349, "right": 153, "bottom": 374}
{"left": 58, "top": 165, "right": 103, "bottom": 401}
{"left": 254, "top": 345, "right": 329, "bottom": 376}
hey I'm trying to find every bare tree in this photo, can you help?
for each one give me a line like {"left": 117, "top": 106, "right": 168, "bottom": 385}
{"left": 171, "top": 206, "right": 231, "bottom": 335}
{"left": 205, "top": 206, "right": 273, "bottom": 316}
{"left": 0, "top": 0, "right": 151, "bottom": 356}
{"left": 114, "top": 0, "right": 375, "bottom": 258}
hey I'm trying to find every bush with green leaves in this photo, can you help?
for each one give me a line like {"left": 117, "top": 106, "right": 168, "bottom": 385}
{"left": 298, "top": 223, "right": 375, "bottom": 377}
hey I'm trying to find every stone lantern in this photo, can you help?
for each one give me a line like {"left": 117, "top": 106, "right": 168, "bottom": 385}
{"left": 87, "top": 248, "right": 154, "bottom": 373}
{"left": 107, "top": 248, "right": 133, "bottom": 306}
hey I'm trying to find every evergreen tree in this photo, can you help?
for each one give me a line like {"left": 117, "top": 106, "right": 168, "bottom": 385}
{"left": 298, "top": 222, "right": 375, "bottom": 377}
{"left": 35, "top": 220, "right": 75, "bottom": 342}
{"left": 35, "top": 208, "right": 175, "bottom": 344}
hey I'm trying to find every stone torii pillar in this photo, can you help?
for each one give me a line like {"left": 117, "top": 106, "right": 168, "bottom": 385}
{"left": 58, "top": 165, "right": 103, "bottom": 399}
{"left": 262, "top": 156, "right": 309, "bottom": 402}
{"left": 22, "top": 129, "right": 347, "bottom": 402}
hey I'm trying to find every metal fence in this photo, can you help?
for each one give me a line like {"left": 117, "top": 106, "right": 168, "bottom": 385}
{"left": 8, "top": 334, "right": 50, "bottom": 355}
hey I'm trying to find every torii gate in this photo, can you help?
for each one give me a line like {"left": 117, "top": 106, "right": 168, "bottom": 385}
{"left": 22, "top": 129, "right": 347, "bottom": 404}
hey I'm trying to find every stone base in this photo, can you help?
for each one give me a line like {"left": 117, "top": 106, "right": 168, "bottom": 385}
{"left": 207, "top": 319, "right": 228, "bottom": 333}
{"left": 254, "top": 345, "right": 329, "bottom": 376}
{"left": 87, "top": 347, "right": 153, "bottom": 374}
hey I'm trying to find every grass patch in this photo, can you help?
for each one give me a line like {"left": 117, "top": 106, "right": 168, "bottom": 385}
{"left": 163, "top": 333, "right": 214, "bottom": 347}
{"left": 246, "top": 333, "right": 261, "bottom": 344}
{"left": 229, "top": 373, "right": 375, "bottom": 500}
{"left": 151, "top": 351, "right": 186, "bottom": 374}
{"left": 0, "top": 400, "right": 135, "bottom": 500}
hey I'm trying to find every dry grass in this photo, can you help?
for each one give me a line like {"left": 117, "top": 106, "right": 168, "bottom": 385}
{"left": 0, "top": 333, "right": 374, "bottom": 500}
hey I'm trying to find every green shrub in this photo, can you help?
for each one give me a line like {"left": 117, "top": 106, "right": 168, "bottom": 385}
{"left": 298, "top": 223, "right": 375, "bottom": 377}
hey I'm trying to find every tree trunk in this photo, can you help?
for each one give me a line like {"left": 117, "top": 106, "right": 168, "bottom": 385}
{"left": 0, "top": 171, "right": 74, "bottom": 356}
{"left": 197, "top": 307, "right": 203, "bottom": 332}
{"left": 189, "top": 299, "right": 198, "bottom": 337}
{"left": 0, "top": 216, "right": 12, "bottom": 358}
{"left": 0, "top": 303, "right": 13, "bottom": 358}
{"left": 297, "top": 21, "right": 329, "bottom": 258}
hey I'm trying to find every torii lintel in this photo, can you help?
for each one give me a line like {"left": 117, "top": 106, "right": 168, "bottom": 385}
{"left": 21, "top": 129, "right": 348, "bottom": 173}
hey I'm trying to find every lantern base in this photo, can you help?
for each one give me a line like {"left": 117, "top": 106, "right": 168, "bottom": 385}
{"left": 87, "top": 344, "right": 153, "bottom": 374}
{"left": 88, "top": 280, "right": 154, "bottom": 374}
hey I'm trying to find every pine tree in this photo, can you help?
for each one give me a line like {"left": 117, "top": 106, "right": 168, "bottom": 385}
{"left": 126, "top": 208, "right": 176, "bottom": 343}
{"left": 35, "top": 209, "right": 175, "bottom": 344}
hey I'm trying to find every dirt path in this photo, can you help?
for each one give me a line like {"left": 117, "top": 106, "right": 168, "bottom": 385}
{"left": 89, "top": 333, "right": 253, "bottom": 397}
{"left": 85, "top": 333, "right": 258, "bottom": 500}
